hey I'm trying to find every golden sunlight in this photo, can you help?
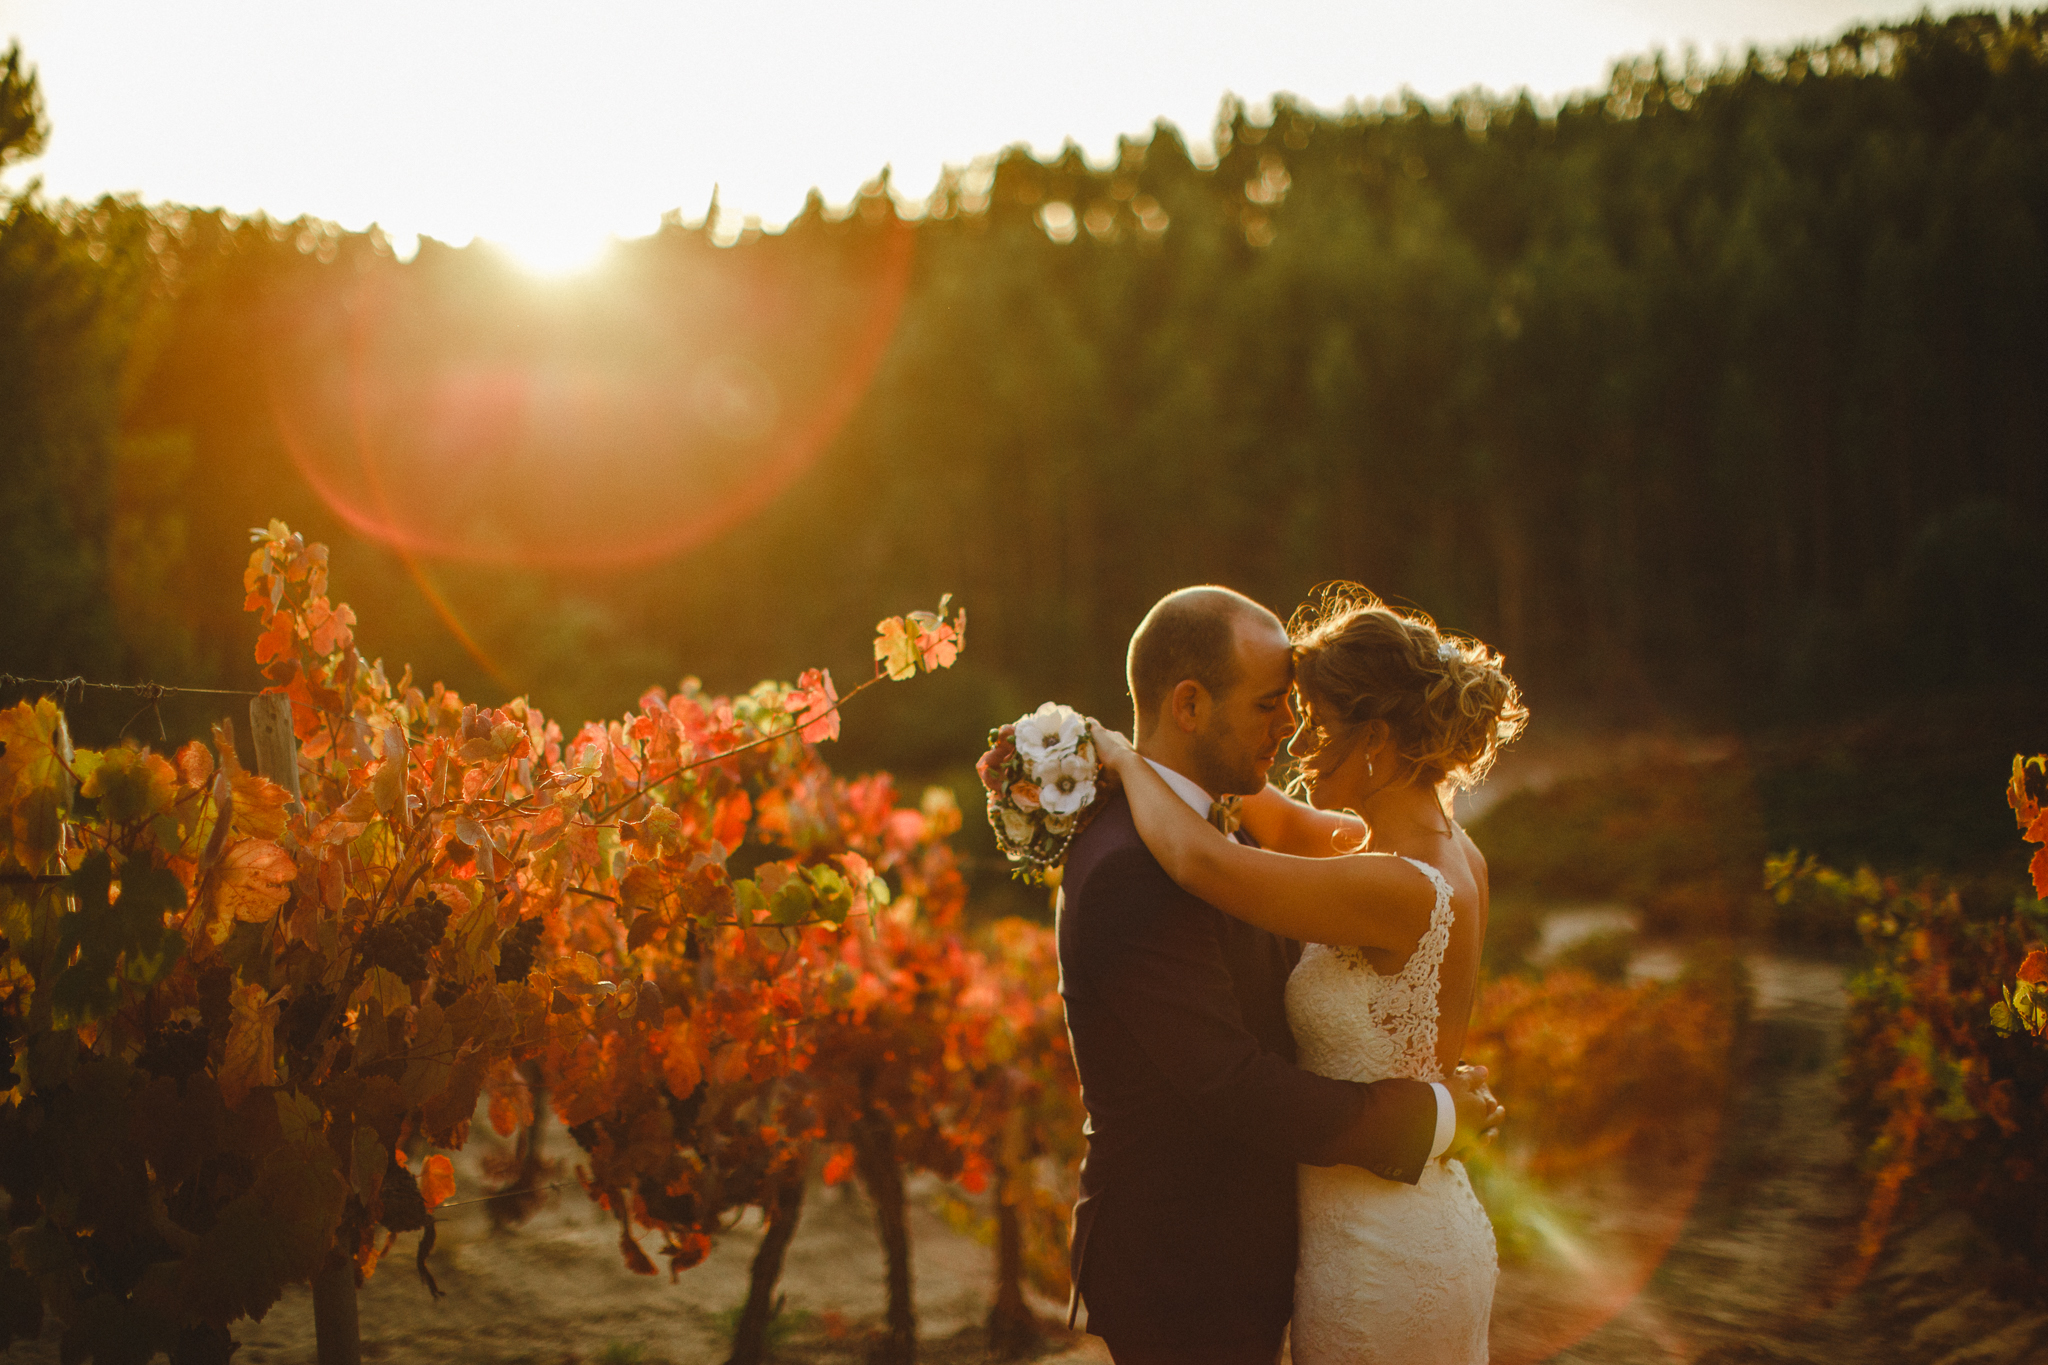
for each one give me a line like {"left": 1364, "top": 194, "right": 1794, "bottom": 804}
{"left": 491, "top": 222, "right": 616, "bottom": 278}
{"left": 1, "top": 0, "right": 1960, "bottom": 246}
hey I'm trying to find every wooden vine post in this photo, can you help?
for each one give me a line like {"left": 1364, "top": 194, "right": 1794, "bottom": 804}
{"left": 251, "top": 692, "right": 359, "bottom": 1365}
{"left": 248, "top": 692, "right": 302, "bottom": 809}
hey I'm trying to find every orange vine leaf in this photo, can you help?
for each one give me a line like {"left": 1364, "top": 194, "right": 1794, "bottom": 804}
{"left": 219, "top": 983, "right": 281, "bottom": 1110}
{"left": 212, "top": 838, "right": 297, "bottom": 926}
{"left": 420, "top": 1154, "right": 456, "bottom": 1211}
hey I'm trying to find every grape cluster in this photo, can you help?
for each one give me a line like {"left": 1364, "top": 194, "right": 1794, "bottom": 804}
{"left": 378, "top": 1153, "right": 430, "bottom": 1233}
{"left": 495, "top": 916, "right": 545, "bottom": 983}
{"left": 135, "top": 1020, "right": 208, "bottom": 1081}
{"left": 359, "top": 896, "right": 452, "bottom": 984}
{"left": 283, "top": 985, "right": 336, "bottom": 1053}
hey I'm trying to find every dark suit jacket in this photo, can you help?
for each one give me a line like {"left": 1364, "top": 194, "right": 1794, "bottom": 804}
{"left": 1057, "top": 791, "right": 1438, "bottom": 1352}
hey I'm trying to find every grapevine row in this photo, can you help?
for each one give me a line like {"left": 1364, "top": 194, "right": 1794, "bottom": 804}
{"left": 0, "top": 522, "right": 1078, "bottom": 1365}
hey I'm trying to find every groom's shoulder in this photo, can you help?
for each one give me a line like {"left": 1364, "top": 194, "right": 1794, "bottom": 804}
{"left": 1064, "top": 794, "right": 1178, "bottom": 912}
{"left": 1067, "top": 793, "right": 1144, "bottom": 878}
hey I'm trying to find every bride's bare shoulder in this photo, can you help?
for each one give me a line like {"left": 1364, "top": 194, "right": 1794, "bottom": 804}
{"left": 1447, "top": 820, "right": 1486, "bottom": 876}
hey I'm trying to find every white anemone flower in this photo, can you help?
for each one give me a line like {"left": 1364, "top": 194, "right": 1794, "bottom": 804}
{"left": 1016, "top": 702, "right": 1089, "bottom": 768}
{"left": 1037, "top": 750, "right": 1097, "bottom": 817}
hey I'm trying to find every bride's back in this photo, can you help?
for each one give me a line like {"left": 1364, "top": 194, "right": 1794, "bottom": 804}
{"left": 1286, "top": 842, "right": 1474, "bottom": 1087}
{"left": 1283, "top": 585, "right": 1517, "bottom": 1080}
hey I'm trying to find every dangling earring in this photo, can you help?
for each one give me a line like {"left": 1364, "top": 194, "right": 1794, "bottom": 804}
{"left": 1366, "top": 756, "right": 1375, "bottom": 780}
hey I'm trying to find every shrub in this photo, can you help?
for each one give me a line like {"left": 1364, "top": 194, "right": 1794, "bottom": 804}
{"left": 1784, "top": 759, "right": 2048, "bottom": 1277}
{"left": 1465, "top": 963, "right": 1740, "bottom": 1182}
{"left": 1548, "top": 929, "right": 1638, "bottom": 983}
{"left": 1475, "top": 747, "right": 1771, "bottom": 938}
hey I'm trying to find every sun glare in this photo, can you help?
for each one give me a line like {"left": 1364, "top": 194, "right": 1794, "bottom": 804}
{"left": 492, "top": 223, "right": 616, "bottom": 279}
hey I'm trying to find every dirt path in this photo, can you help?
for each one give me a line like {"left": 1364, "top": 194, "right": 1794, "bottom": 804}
{"left": 1510, "top": 955, "right": 1870, "bottom": 1364}
{"left": 1494, "top": 953, "right": 2046, "bottom": 1365}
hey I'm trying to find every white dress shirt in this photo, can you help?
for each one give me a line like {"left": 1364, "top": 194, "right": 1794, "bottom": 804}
{"left": 1142, "top": 758, "right": 1457, "bottom": 1161}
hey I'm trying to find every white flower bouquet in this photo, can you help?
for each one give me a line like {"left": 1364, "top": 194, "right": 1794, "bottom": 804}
{"left": 978, "top": 702, "right": 1106, "bottom": 885}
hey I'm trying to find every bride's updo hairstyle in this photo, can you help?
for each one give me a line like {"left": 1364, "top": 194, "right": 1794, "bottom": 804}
{"left": 1287, "top": 583, "right": 1528, "bottom": 792}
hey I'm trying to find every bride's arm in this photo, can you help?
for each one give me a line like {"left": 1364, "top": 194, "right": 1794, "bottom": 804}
{"left": 1093, "top": 725, "right": 1433, "bottom": 950}
{"left": 1238, "top": 784, "right": 1365, "bottom": 858}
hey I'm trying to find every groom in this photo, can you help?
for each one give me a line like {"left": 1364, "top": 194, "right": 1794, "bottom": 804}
{"left": 1057, "top": 586, "right": 1494, "bottom": 1365}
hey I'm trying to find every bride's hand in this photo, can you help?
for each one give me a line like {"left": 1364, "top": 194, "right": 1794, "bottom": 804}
{"left": 1088, "top": 720, "right": 1139, "bottom": 775}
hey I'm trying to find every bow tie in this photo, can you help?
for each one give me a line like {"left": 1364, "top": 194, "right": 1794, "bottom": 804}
{"left": 1208, "top": 795, "right": 1242, "bottom": 836}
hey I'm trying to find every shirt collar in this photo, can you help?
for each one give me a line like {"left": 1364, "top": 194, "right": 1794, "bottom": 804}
{"left": 1143, "top": 757, "right": 1216, "bottom": 819}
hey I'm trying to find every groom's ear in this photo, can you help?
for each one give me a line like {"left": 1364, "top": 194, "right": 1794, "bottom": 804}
{"left": 1166, "top": 678, "right": 1211, "bottom": 734}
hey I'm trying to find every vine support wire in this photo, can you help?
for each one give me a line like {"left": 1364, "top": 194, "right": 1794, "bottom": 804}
{"left": 0, "top": 673, "right": 309, "bottom": 785}
{"left": 1, "top": 671, "right": 268, "bottom": 742}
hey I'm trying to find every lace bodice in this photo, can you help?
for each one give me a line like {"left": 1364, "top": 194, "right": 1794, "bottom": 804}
{"left": 1285, "top": 855, "right": 1455, "bottom": 1087}
{"left": 1285, "top": 854, "right": 1495, "bottom": 1365}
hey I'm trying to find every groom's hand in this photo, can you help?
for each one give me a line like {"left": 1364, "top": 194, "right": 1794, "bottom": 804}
{"left": 1447, "top": 1064, "right": 1504, "bottom": 1160}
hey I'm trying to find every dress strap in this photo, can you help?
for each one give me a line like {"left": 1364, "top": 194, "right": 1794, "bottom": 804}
{"left": 1397, "top": 856, "right": 1454, "bottom": 916}
{"left": 1394, "top": 856, "right": 1456, "bottom": 984}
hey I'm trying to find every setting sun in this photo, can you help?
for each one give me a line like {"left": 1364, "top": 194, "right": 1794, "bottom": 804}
{"left": 489, "top": 222, "right": 617, "bottom": 277}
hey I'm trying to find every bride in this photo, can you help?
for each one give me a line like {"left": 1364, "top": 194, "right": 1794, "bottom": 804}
{"left": 1090, "top": 583, "right": 1525, "bottom": 1365}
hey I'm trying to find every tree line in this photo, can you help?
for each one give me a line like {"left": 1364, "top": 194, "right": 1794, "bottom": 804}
{"left": 3, "top": 11, "right": 2045, "bottom": 779}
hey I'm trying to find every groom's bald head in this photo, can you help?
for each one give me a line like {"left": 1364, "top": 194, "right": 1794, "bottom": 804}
{"left": 1127, "top": 586, "right": 1282, "bottom": 739}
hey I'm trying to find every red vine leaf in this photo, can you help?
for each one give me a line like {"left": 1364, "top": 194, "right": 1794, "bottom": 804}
{"left": 175, "top": 740, "right": 215, "bottom": 790}
{"left": 785, "top": 668, "right": 841, "bottom": 744}
{"left": 309, "top": 787, "right": 378, "bottom": 845}
{"left": 660, "top": 1013, "right": 701, "bottom": 1098}
{"left": 420, "top": 1154, "right": 455, "bottom": 1211}
{"left": 305, "top": 599, "right": 356, "bottom": 656}
{"left": 713, "top": 790, "right": 751, "bottom": 854}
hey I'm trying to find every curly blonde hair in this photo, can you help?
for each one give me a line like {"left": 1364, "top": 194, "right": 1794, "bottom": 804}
{"left": 1287, "top": 583, "right": 1528, "bottom": 792}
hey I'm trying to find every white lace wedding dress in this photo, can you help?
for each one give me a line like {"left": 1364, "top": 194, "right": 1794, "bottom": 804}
{"left": 1285, "top": 856, "right": 1497, "bottom": 1365}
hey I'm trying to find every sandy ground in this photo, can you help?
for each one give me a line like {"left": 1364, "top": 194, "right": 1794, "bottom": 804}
{"left": 232, "top": 1155, "right": 1094, "bottom": 1365}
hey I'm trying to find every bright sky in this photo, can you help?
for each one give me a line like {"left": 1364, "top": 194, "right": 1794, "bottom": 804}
{"left": 0, "top": 0, "right": 1970, "bottom": 272}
